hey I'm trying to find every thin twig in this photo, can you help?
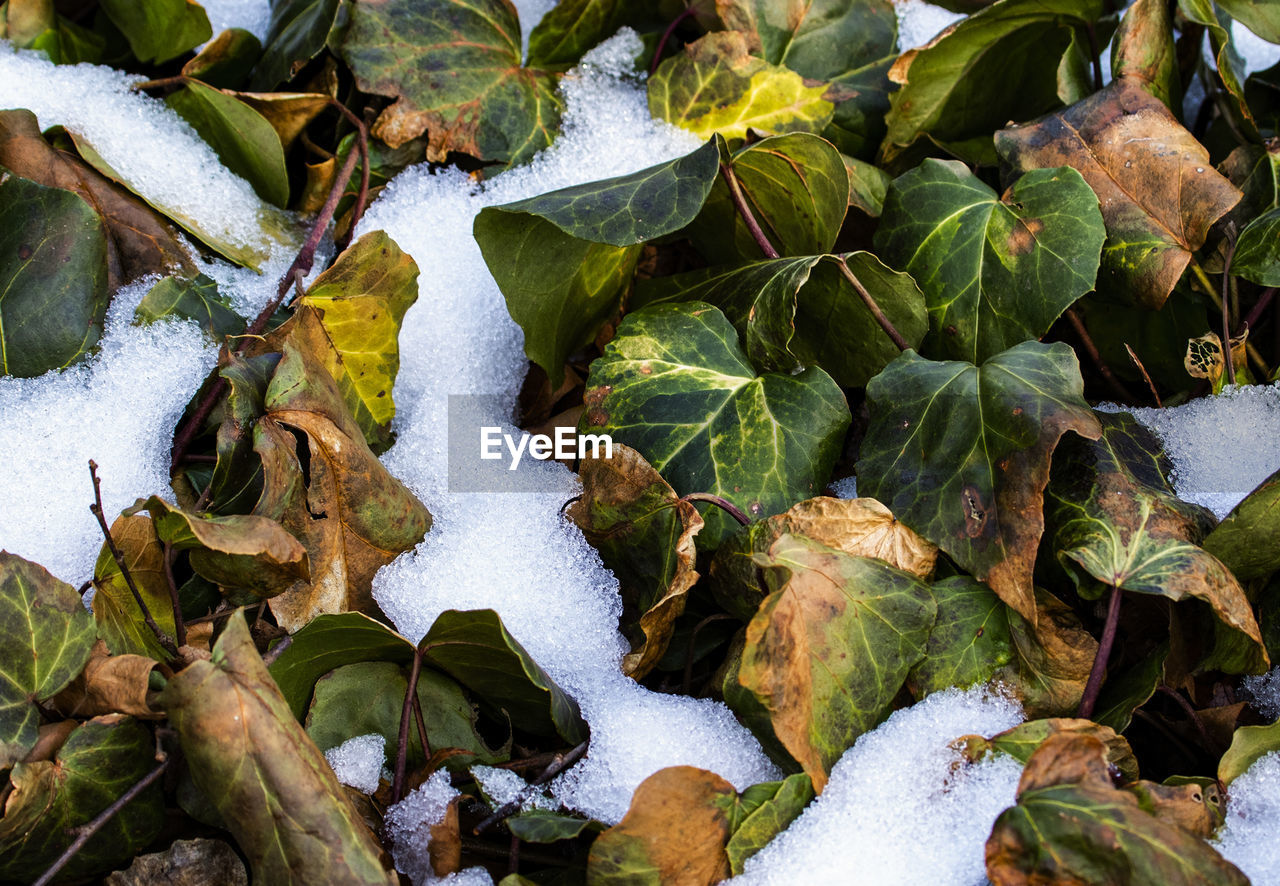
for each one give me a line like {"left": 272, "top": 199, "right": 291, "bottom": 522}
{"left": 1084, "top": 23, "right": 1104, "bottom": 92}
{"left": 1065, "top": 307, "right": 1139, "bottom": 402}
{"left": 683, "top": 613, "right": 737, "bottom": 695}
{"left": 1221, "top": 234, "right": 1238, "bottom": 386}
{"left": 1077, "top": 585, "right": 1122, "bottom": 719}
{"left": 839, "top": 259, "right": 910, "bottom": 351}
{"left": 33, "top": 753, "right": 169, "bottom": 886}
{"left": 681, "top": 493, "right": 752, "bottom": 526}
{"left": 650, "top": 5, "right": 696, "bottom": 76}
{"left": 1190, "top": 262, "right": 1270, "bottom": 377}
{"left": 88, "top": 462, "right": 178, "bottom": 658}
{"left": 1240, "top": 287, "right": 1275, "bottom": 336}
{"left": 473, "top": 740, "right": 589, "bottom": 835}
{"left": 326, "top": 98, "right": 371, "bottom": 248}
{"left": 720, "top": 162, "right": 780, "bottom": 260}
{"left": 162, "top": 542, "right": 187, "bottom": 647}
{"left": 1124, "top": 344, "right": 1162, "bottom": 407}
{"left": 411, "top": 690, "right": 431, "bottom": 762}
{"left": 261, "top": 633, "right": 293, "bottom": 667}
{"left": 392, "top": 649, "right": 424, "bottom": 804}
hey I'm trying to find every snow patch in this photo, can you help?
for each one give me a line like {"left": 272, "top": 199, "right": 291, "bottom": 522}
{"left": 894, "top": 0, "right": 966, "bottom": 50}
{"left": 1214, "top": 751, "right": 1280, "bottom": 885}
{"left": 324, "top": 733, "right": 386, "bottom": 795}
{"left": 511, "top": 0, "right": 558, "bottom": 61}
{"left": 734, "top": 685, "right": 1025, "bottom": 886}
{"left": 198, "top": 0, "right": 271, "bottom": 43}
{"left": 385, "top": 769, "right": 493, "bottom": 886}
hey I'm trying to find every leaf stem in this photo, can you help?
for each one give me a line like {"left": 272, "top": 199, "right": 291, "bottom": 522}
{"left": 33, "top": 752, "right": 169, "bottom": 886}
{"left": 1064, "top": 307, "right": 1139, "bottom": 402}
{"left": 162, "top": 542, "right": 187, "bottom": 647}
{"left": 720, "top": 162, "right": 780, "bottom": 260}
{"left": 1077, "top": 584, "right": 1122, "bottom": 719}
{"left": 1189, "top": 261, "right": 1270, "bottom": 378}
{"left": 1123, "top": 343, "right": 1162, "bottom": 407}
{"left": 1084, "top": 23, "right": 1104, "bottom": 92}
{"left": 472, "top": 740, "right": 589, "bottom": 835}
{"left": 326, "top": 99, "right": 371, "bottom": 250}
{"left": 681, "top": 493, "right": 752, "bottom": 526}
{"left": 391, "top": 648, "right": 424, "bottom": 804}
{"left": 838, "top": 259, "right": 910, "bottom": 352}
{"left": 1221, "top": 233, "right": 1238, "bottom": 386}
{"left": 650, "top": 5, "right": 696, "bottom": 76}
{"left": 88, "top": 461, "right": 178, "bottom": 658}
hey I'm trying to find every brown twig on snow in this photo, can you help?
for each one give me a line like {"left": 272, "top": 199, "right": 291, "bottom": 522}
{"left": 88, "top": 461, "right": 178, "bottom": 658}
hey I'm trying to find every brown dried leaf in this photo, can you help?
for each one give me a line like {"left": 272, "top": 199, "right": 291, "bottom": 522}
{"left": 51, "top": 639, "right": 164, "bottom": 720}
{"left": 995, "top": 590, "right": 1097, "bottom": 717}
{"left": 235, "top": 92, "right": 331, "bottom": 150}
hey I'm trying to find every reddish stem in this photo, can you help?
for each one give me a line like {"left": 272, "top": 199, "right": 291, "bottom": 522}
{"left": 391, "top": 649, "right": 424, "bottom": 804}
{"left": 720, "top": 162, "right": 780, "bottom": 260}
{"left": 1077, "top": 585, "right": 1122, "bottom": 719}
{"left": 650, "top": 5, "right": 696, "bottom": 75}
{"left": 681, "top": 492, "right": 752, "bottom": 526}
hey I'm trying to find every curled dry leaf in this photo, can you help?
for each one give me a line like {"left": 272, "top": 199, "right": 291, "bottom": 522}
{"left": 994, "top": 589, "right": 1097, "bottom": 718}
{"left": 954, "top": 716, "right": 1140, "bottom": 784}
{"left": 92, "top": 513, "right": 179, "bottom": 662}
{"left": 568, "top": 444, "right": 703, "bottom": 679}
{"left": 51, "top": 639, "right": 164, "bottom": 720}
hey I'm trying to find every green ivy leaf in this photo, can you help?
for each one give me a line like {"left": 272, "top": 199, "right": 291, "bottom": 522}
{"left": 1204, "top": 466, "right": 1280, "bottom": 582}
{"left": 337, "top": 0, "right": 562, "bottom": 164}
{"left": 1177, "top": 0, "right": 1259, "bottom": 138}
{"left": 133, "top": 273, "right": 245, "bottom": 341}
{"left": 725, "top": 534, "right": 935, "bottom": 790}
{"left": 166, "top": 80, "right": 290, "bottom": 207}
{"left": 98, "top": 0, "right": 211, "bottom": 64}
{"left": 1218, "top": 0, "right": 1280, "bottom": 42}
{"left": 908, "top": 576, "right": 1012, "bottom": 696}
{"left": 874, "top": 159, "right": 1104, "bottom": 363}
{"left": 1233, "top": 207, "right": 1280, "bottom": 286}
{"left": 476, "top": 137, "right": 720, "bottom": 385}
{"left": 636, "top": 251, "right": 927, "bottom": 387}
{"left": 251, "top": 0, "right": 341, "bottom": 90}
{"left": 91, "top": 514, "right": 178, "bottom": 662}
{"left": 649, "top": 32, "right": 835, "bottom": 142}
{"left": 725, "top": 774, "right": 814, "bottom": 875}
{"left": 857, "top": 342, "right": 1100, "bottom": 623}
{"left": 958, "top": 717, "right": 1139, "bottom": 783}
{"left": 183, "top": 27, "right": 263, "bottom": 88}
{"left": 507, "top": 809, "right": 601, "bottom": 843}
{"left": 580, "top": 302, "right": 850, "bottom": 548}
{"left": 1220, "top": 717, "right": 1280, "bottom": 784}
{"left": 1045, "top": 411, "right": 1267, "bottom": 674}
{"left": 0, "top": 715, "right": 164, "bottom": 882}
{"left": 1093, "top": 641, "right": 1167, "bottom": 733}
{"left": 718, "top": 0, "right": 897, "bottom": 82}
{"left": 0, "top": 169, "right": 108, "bottom": 377}
{"left": 205, "top": 351, "right": 276, "bottom": 516}
{"left": 0, "top": 552, "right": 97, "bottom": 767}
{"left": 526, "top": 0, "right": 645, "bottom": 71}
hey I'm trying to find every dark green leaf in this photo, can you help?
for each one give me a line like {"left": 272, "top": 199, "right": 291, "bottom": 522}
{"left": 1178, "top": 0, "right": 1259, "bottom": 139}
{"left": 718, "top": 0, "right": 897, "bottom": 82}
{"left": 1233, "top": 207, "right": 1280, "bottom": 286}
{"left": 725, "top": 534, "right": 936, "bottom": 790}
{"left": 205, "top": 351, "right": 276, "bottom": 515}
{"left": 1204, "top": 466, "right": 1280, "bottom": 581}
{"left": 251, "top": 0, "right": 340, "bottom": 90}
{"left": 166, "top": 79, "right": 290, "bottom": 207}
{"left": 0, "top": 169, "right": 108, "bottom": 377}
{"left": 725, "top": 773, "right": 814, "bottom": 875}
{"left": 420, "top": 609, "right": 588, "bottom": 744}
{"left": 337, "top": 0, "right": 562, "bottom": 164}
{"left": 1218, "top": 0, "right": 1280, "bottom": 42}
{"left": 182, "top": 27, "right": 262, "bottom": 88}
{"left": 909, "top": 576, "right": 1012, "bottom": 696}
{"left": 507, "top": 809, "right": 600, "bottom": 843}
{"left": 856, "top": 342, "right": 1101, "bottom": 623}
{"left": 0, "top": 715, "right": 163, "bottom": 882}
{"left": 0, "top": 551, "right": 96, "bottom": 768}
{"left": 580, "top": 302, "right": 850, "bottom": 548}
{"left": 98, "top": 0, "right": 210, "bottom": 64}
{"left": 526, "top": 0, "right": 637, "bottom": 71}
{"left": 1093, "top": 641, "right": 1167, "bottom": 734}
{"left": 874, "top": 159, "right": 1104, "bottom": 363}
{"left": 133, "top": 273, "right": 245, "bottom": 340}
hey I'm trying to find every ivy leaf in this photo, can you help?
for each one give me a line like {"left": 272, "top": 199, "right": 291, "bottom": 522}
{"left": 1045, "top": 411, "right": 1267, "bottom": 674}
{"left": 165, "top": 79, "right": 290, "bottom": 207}
{"left": 1218, "top": 0, "right": 1280, "bottom": 42}
{"left": 857, "top": 342, "right": 1101, "bottom": 623}
{"left": 507, "top": 809, "right": 601, "bottom": 843}
{"left": 883, "top": 0, "right": 1103, "bottom": 164}
{"left": 267, "top": 230, "right": 421, "bottom": 450}
{"left": 725, "top": 534, "right": 936, "bottom": 790}
{"left": 1111, "top": 0, "right": 1180, "bottom": 108}
{"left": 956, "top": 717, "right": 1140, "bottom": 783}
{"left": 0, "top": 552, "right": 97, "bottom": 768}
{"left": 567, "top": 445, "right": 703, "bottom": 680}
{"left": 98, "top": 0, "right": 211, "bottom": 64}
{"left": 1177, "top": 0, "right": 1259, "bottom": 139}
{"left": 525, "top": 0, "right": 641, "bottom": 71}
{"left": 649, "top": 32, "right": 835, "bottom": 142}
{"left": 710, "top": 495, "right": 938, "bottom": 622}
{"left": 419, "top": 609, "right": 588, "bottom": 745}
{"left": 337, "top": 0, "right": 561, "bottom": 163}
{"left": 637, "top": 251, "right": 927, "bottom": 387}
{"left": 986, "top": 733, "right": 1248, "bottom": 884}
{"left": 0, "top": 169, "right": 108, "bottom": 377}
{"left": 1232, "top": 207, "right": 1280, "bottom": 287}
{"left": 305, "top": 660, "right": 507, "bottom": 770}
{"left": 251, "top": 0, "right": 341, "bottom": 90}
{"left": 874, "top": 159, "right": 1105, "bottom": 364}
{"left": 134, "top": 274, "right": 245, "bottom": 341}
{"left": 0, "top": 715, "right": 163, "bottom": 882}
{"left": 1219, "top": 717, "right": 1280, "bottom": 785}
{"left": 725, "top": 773, "right": 814, "bottom": 875}
{"left": 580, "top": 302, "right": 850, "bottom": 548}
{"left": 1093, "top": 641, "right": 1167, "bottom": 733}
{"left": 205, "top": 351, "right": 276, "bottom": 516}
{"left": 995, "top": 79, "right": 1243, "bottom": 310}
{"left": 91, "top": 514, "right": 178, "bottom": 662}
{"left": 162, "top": 612, "right": 399, "bottom": 884}
{"left": 908, "top": 576, "right": 1012, "bottom": 696}
{"left": 717, "top": 0, "right": 897, "bottom": 83}
{"left": 1204, "top": 466, "right": 1280, "bottom": 582}
{"left": 995, "top": 589, "right": 1098, "bottom": 717}
{"left": 476, "top": 137, "right": 720, "bottom": 385}
{"left": 182, "top": 27, "right": 263, "bottom": 88}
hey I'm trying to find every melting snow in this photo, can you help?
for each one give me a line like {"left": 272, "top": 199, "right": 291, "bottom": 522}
{"left": 324, "top": 733, "right": 387, "bottom": 795}
{"left": 894, "top": 0, "right": 966, "bottom": 50}
{"left": 1214, "top": 751, "right": 1280, "bottom": 885}
{"left": 197, "top": 0, "right": 271, "bottom": 43}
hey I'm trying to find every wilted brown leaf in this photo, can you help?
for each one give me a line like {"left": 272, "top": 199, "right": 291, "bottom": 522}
{"left": 92, "top": 514, "right": 179, "bottom": 662}
{"left": 995, "top": 590, "right": 1097, "bottom": 717}
{"left": 955, "top": 717, "right": 1140, "bottom": 784}
{"left": 996, "top": 79, "right": 1241, "bottom": 309}
{"left": 51, "top": 639, "right": 164, "bottom": 720}
{"left": 235, "top": 92, "right": 332, "bottom": 150}
{"left": 161, "top": 612, "right": 398, "bottom": 884}
{"left": 1124, "top": 780, "right": 1220, "bottom": 838}
{"left": 568, "top": 445, "right": 703, "bottom": 679}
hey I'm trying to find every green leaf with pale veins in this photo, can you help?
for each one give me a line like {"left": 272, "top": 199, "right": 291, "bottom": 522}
{"left": 133, "top": 273, "right": 245, "bottom": 341}
{"left": 476, "top": 137, "right": 721, "bottom": 385}
{"left": 1233, "top": 207, "right": 1280, "bottom": 286}
{"left": 420, "top": 609, "right": 588, "bottom": 744}
{"left": 1045, "top": 411, "right": 1267, "bottom": 674}
{"left": 525, "top": 0, "right": 643, "bottom": 71}
{"left": 508, "top": 809, "right": 601, "bottom": 843}
{"left": 166, "top": 80, "right": 290, "bottom": 207}
{"left": 0, "top": 169, "right": 108, "bottom": 377}
{"left": 908, "top": 576, "right": 1012, "bottom": 696}
{"left": 1178, "top": 0, "right": 1260, "bottom": 139}
{"left": 337, "top": 0, "right": 562, "bottom": 164}
{"left": 91, "top": 514, "right": 178, "bottom": 662}
{"left": 0, "top": 715, "right": 163, "bottom": 882}
{"left": 882, "top": 0, "right": 1103, "bottom": 163}
{"left": 874, "top": 159, "right": 1105, "bottom": 363}
{"left": 0, "top": 552, "right": 96, "bottom": 768}
{"left": 251, "top": 0, "right": 340, "bottom": 90}
{"left": 648, "top": 32, "right": 835, "bottom": 142}
{"left": 724, "top": 534, "right": 936, "bottom": 790}
{"left": 98, "top": 0, "right": 210, "bottom": 64}
{"left": 635, "top": 251, "right": 926, "bottom": 387}
{"left": 162, "top": 612, "right": 399, "bottom": 884}
{"left": 684, "top": 132, "right": 850, "bottom": 264}
{"left": 1204, "top": 466, "right": 1280, "bottom": 581}
{"left": 725, "top": 773, "right": 814, "bottom": 875}
{"left": 856, "top": 342, "right": 1101, "bottom": 624}
{"left": 718, "top": 0, "right": 897, "bottom": 82}
{"left": 580, "top": 302, "right": 850, "bottom": 549}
